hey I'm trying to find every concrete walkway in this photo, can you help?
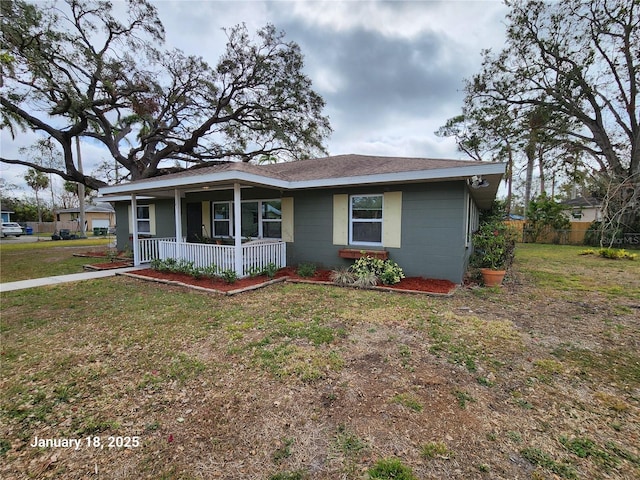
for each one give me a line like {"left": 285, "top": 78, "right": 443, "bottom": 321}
{"left": 0, "top": 266, "right": 143, "bottom": 293}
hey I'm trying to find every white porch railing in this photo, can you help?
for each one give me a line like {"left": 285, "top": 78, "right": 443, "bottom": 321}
{"left": 148, "top": 238, "right": 287, "bottom": 277}
{"left": 138, "top": 237, "right": 177, "bottom": 264}
{"left": 242, "top": 240, "right": 287, "bottom": 276}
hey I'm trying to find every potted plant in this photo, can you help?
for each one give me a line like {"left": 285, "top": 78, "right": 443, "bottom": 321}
{"left": 471, "top": 220, "right": 517, "bottom": 286}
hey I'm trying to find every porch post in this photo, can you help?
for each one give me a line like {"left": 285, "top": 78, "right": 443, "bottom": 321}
{"left": 174, "top": 188, "right": 183, "bottom": 260}
{"left": 131, "top": 194, "right": 140, "bottom": 266}
{"left": 233, "top": 182, "right": 243, "bottom": 276}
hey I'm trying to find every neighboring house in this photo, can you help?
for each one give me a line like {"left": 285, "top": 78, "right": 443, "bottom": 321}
{"left": 98, "top": 154, "right": 505, "bottom": 283}
{"left": 55, "top": 203, "right": 116, "bottom": 230}
{"left": 1, "top": 210, "right": 14, "bottom": 222}
{"left": 560, "top": 196, "right": 602, "bottom": 223}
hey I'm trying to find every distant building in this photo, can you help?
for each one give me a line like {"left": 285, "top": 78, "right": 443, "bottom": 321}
{"left": 561, "top": 196, "right": 602, "bottom": 223}
{"left": 1, "top": 210, "right": 14, "bottom": 222}
{"left": 55, "top": 203, "right": 115, "bottom": 230}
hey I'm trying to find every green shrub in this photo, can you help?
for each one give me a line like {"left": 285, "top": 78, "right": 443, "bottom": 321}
{"left": 262, "top": 262, "right": 280, "bottom": 278}
{"left": 219, "top": 269, "right": 238, "bottom": 284}
{"left": 296, "top": 262, "right": 317, "bottom": 277}
{"left": 598, "top": 248, "right": 636, "bottom": 260}
{"left": 351, "top": 256, "right": 405, "bottom": 285}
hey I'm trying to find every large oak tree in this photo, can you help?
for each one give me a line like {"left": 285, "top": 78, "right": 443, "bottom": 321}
{"left": 438, "top": 0, "right": 638, "bottom": 222}
{"left": 0, "top": 0, "right": 331, "bottom": 189}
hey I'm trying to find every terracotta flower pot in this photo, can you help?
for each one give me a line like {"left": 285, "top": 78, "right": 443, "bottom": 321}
{"left": 480, "top": 268, "right": 506, "bottom": 287}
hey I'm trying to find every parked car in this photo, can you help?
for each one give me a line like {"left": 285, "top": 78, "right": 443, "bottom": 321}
{"left": 1, "top": 222, "right": 23, "bottom": 237}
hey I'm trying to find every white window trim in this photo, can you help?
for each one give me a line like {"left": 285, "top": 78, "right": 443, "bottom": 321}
{"left": 260, "top": 199, "right": 283, "bottom": 239}
{"left": 128, "top": 204, "right": 156, "bottom": 235}
{"left": 210, "top": 199, "right": 282, "bottom": 239}
{"left": 465, "top": 192, "right": 479, "bottom": 247}
{"left": 349, "top": 194, "right": 383, "bottom": 246}
{"left": 212, "top": 201, "right": 232, "bottom": 237}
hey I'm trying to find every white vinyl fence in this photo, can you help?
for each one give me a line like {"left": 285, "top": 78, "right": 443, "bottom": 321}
{"left": 142, "top": 238, "right": 286, "bottom": 277}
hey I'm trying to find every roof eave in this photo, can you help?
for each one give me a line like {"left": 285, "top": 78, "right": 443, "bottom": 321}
{"left": 98, "top": 162, "right": 506, "bottom": 198}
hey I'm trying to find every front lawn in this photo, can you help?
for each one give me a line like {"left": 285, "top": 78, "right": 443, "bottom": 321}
{"left": 0, "top": 240, "right": 112, "bottom": 282}
{"left": 0, "top": 244, "right": 638, "bottom": 479}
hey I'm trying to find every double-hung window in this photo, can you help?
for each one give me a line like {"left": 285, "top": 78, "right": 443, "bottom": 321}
{"left": 261, "top": 200, "right": 282, "bottom": 238}
{"left": 350, "top": 195, "right": 383, "bottom": 245}
{"left": 211, "top": 199, "right": 282, "bottom": 239}
{"left": 213, "top": 202, "right": 231, "bottom": 236}
{"left": 137, "top": 205, "right": 151, "bottom": 234}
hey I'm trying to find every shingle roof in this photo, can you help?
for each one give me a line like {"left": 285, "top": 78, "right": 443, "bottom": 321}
{"left": 264, "top": 154, "right": 480, "bottom": 181}
{"left": 125, "top": 154, "right": 483, "bottom": 185}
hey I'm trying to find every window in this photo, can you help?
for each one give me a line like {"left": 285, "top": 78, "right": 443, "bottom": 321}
{"left": 210, "top": 199, "right": 282, "bottom": 239}
{"left": 241, "top": 202, "right": 259, "bottom": 237}
{"left": 137, "top": 205, "right": 151, "bottom": 234}
{"left": 213, "top": 202, "right": 231, "bottom": 236}
{"left": 261, "top": 200, "right": 282, "bottom": 238}
{"left": 350, "top": 195, "right": 383, "bottom": 245}
{"left": 465, "top": 193, "right": 479, "bottom": 246}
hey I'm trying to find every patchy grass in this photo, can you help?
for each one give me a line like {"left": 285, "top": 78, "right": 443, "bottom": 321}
{"left": 0, "top": 242, "right": 112, "bottom": 282}
{"left": 0, "top": 244, "right": 639, "bottom": 479}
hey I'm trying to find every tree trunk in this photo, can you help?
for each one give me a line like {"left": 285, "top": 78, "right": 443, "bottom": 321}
{"left": 524, "top": 144, "right": 535, "bottom": 219}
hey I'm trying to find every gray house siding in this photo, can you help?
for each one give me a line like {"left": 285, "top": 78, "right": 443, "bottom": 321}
{"left": 288, "top": 182, "right": 469, "bottom": 283}
{"left": 394, "top": 183, "right": 468, "bottom": 282}
{"left": 114, "top": 182, "right": 472, "bottom": 283}
{"left": 115, "top": 199, "right": 176, "bottom": 251}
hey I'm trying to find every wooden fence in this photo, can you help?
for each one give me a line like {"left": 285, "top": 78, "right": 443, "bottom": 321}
{"left": 505, "top": 221, "right": 593, "bottom": 245}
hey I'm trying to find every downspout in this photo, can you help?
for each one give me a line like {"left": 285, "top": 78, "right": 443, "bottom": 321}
{"left": 174, "top": 188, "right": 183, "bottom": 259}
{"left": 131, "top": 194, "right": 139, "bottom": 266}
{"left": 233, "top": 183, "right": 243, "bottom": 277}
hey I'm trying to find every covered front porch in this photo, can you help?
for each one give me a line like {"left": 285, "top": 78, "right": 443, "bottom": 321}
{"left": 126, "top": 180, "right": 289, "bottom": 278}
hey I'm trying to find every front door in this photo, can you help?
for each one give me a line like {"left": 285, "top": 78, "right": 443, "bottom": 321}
{"left": 186, "top": 202, "right": 202, "bottom": 242}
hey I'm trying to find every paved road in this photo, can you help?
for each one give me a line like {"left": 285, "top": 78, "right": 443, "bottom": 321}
{"left": 0, "top": 235, "right": 51, "bottom": 244}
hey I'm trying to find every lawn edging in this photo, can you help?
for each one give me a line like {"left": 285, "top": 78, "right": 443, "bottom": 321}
{"left": 117, "top": 270, "right": 457, "bottom": 296}
{"left": 117, "top": 271, "right": 287, "bottom": 295}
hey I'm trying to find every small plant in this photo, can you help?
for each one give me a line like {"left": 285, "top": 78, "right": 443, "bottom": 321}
{"left": 391, "top": 393, "right": 423, "bottom": 412}
{"left": 520, "top": 447, "right": 577, "bottom": 479}
{"left": 453, "top": 389, "right": 475, "bottom": 409}
{"left": 247, "top": 266, "right": 264, "bottom": 277}
{"left": 598, "top": 248, "right": 636, "bottom": 260}
{"left": 559, "top": 436, "right": 617, "bottom": 468}
{"left": 367, "top": 458, "right": 417, "bottom": 480}
{"left": 296, "top": 262, "right": 317, "bottom": 277}
{"left": 272, "top": 437, "right": 294, "bottom": 464}
{"left": 268, "top": 471, "right": 305, "bottom": 480}
{"left": 219, "top": 269, "right": 238, "bottom": 284}
{"left": 105, "top": 249, "right": 119, "bottom": 263}
{"left": 353, "top": 270, "right": 379, "bottom": 288}
{"left": 333, "top": 425, "right": 367, "bottom": 456}
{"left": 578, "top": 249, "right": 596, "bottom": 255}
{"left": 263, "top": 262, "right": 279, "bottom": 278}
{"left": 421, "top": 441, "right": 449, "bottom": 459}
{"left": 330, "top": 267, "right": 355, "bottom": 286}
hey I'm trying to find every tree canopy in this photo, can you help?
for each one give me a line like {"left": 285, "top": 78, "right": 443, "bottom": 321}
{"left": 438, "top": 0, "right": 639, "bottom": 212}
{"left": 0, "top": 0, "right": 332, "bottom": 189}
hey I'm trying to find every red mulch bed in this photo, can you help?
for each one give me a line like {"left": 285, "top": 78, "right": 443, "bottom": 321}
{"left": 128, "top": 267, "right": 457, "bottom": 295}
{"left": 130, "top": 269, "right": 277, "bottom": 292}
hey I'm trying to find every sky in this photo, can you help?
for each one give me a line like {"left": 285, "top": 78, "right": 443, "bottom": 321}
{"left": 0, "top": 0, "right": 509, "bottom": 199}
